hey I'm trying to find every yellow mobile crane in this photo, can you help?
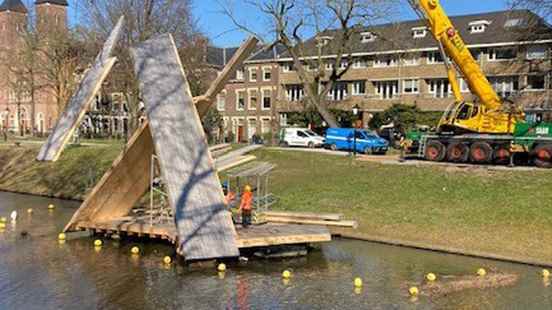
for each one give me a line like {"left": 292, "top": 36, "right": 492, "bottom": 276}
{"left": 406, "top": 0, "right": 552, "bottom": 168}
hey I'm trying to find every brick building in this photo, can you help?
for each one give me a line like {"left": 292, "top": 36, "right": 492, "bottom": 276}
{"left": 215, "top": 10, "right": 552, "bottom": 142}
{"left": 0, "top": 0, "right": 68, "bottom": 135}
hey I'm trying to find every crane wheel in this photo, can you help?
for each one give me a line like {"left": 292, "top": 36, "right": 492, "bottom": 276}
{"left": 494, "top": 145, "right": 511, "bottom": 164}
{"left": 425, "top": 140, "right": 446, "bottom": 162}
{"left": 470, "top": 142, "right": 493, "bottom": 164}
{"left": 534, "top": 144, "right": 552, "bottom": 168}
{"left": 446, "top": 143, "right": 469, "bottom": 163}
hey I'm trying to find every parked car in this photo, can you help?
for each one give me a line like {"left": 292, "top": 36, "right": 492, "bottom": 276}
{"left": 279, "top": 128, "right": 325, "bottom": 148}
{"left": 324, "top": 128, "right": 389, "bottom": 154}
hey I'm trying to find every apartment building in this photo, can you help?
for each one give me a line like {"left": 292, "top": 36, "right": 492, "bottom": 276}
{"left": 215, "top": 9, "right": 552, "bottom": 141}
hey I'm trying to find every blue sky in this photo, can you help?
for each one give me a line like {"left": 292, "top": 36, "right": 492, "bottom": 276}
{"left": 193, "top": 0, "right": 511, "bottom": 47}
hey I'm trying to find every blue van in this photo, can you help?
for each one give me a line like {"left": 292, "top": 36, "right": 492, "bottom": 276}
{"left": 324, "top": 128, "right": 389, "bottom": 154}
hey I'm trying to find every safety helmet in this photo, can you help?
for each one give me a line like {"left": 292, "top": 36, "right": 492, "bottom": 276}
{"left": 244, "top": 185, "right": 252, "bottom": 192}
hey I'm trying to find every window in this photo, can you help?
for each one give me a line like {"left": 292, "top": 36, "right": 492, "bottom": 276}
{"left": 286, "top": 85, "right": 304, "bottom": 102}
{"left": 488, "top": 48, "right": 517, "bottom": 61}
{"left": 316, "top": 36, "right": 333, "bottom": 47}
{"left": 527, "top": 46, "right": 547, "bottom": 60}
{"left": 339, "top": 60, "right": 348, "bottom": 70}
{"left": 282, "top": 63, "right": 294, "bottom": 72}
{"left": 373, "top": 81, "right": 399, "bottom": 100}
{"left": 352, "top": 58, "right": 367, "bottom": 69}
{"left": 236, "top": 90, "right": 246, "bottom": 110}
{"left": 236, "top": 69, "right": 244, "bottom": 80}
{"left": 470, "top": 48, "right": 485, "bottom": 61}
{"left": 352, "top": 81, "right": 366, "bottom": 96}
{"left": 504, "top": 18, "right": 524, "bottom": 28}
{"left": 216, "top": 92, "right": 226, "bottom": 111}
{"left": 469, "top": 20, "right": 491, "bottom": 33}
{"left": 361, "top": 32, "right": 377, "bottom": 43}
{"left": 428, "top": 79, "right": 451, "bottom": 98}
{"left": 261, "top": 117, "right": 271, "bottom": 134}
{"left": 279, "top": 113, "right": 288, "bottom": 127}
{"left": 249, "top": 68, "right": 257, "bottom": 82}
{"left": 263, "top": 67, "right": 272, "bottom": 81}
{"left": 426, "top": 51, "right": 444, "bottom": 64}
{"left": 325, "top": 62, "right": 335, "bottom": 71}
{"left": 489, "top": 76, "right": 519, "bottom": 97}
{"left": 374, "top": 56, "right": 398, "bottom": 68}
{"left": 527, "top": 75, "right": 545, "bottom": 90}
{"left": 403, "top": 55, "right": 419, "bottom": 66}
{"left": 412, "top": 27, "right": 427, "bottom": 38}
{"left": 402, "top": 79, "right": 419, "bottom": 94}
{"left": 262, "top": 89, "right": 272, "bottom": 110}
{"left": 248, "top": 89, "right": 258, "bottom": 110}
{"left": 328, "top": 82, "right": 348, "bottom": 101}
{"left": 459, "top": 79, "right": 470, "bottom": 93}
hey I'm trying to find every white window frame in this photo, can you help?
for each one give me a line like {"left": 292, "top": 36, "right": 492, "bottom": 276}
{"left": 286, "top": 85, "right": 304, "bottom": 102}
{"left": 412, "top": 26, "right": 427, "bottom": 39}
{"left": 261, "top": 88, "right": 272, "bottom": 110}
{"left": 402, "top": 79, "right": 419, "bottom": 94}
{"left": 352, "top": 81, "right": 366, "bottom": 96}
{"left": 236, "top": 69, "right": 244, "bottom": 80}
{"left": 339, "top": 60, "right": 348, "bottom": 70}
{"left": 262, "top": 66, "right": 272, "bottom": 81}
{"left": 236, "top": 89, "right": 246, "bottom": 111}
{"left": 459, "top": 79, "right": 470, "bottom": 93}
{"left": 488, "top": 48, "right": 517, "bottom": 62}
{"left": 260, "top": 117, "right": 272, "bottom": 135}
{"left": 325, "top": 62, "right": 335, "bottom": 71}
{"left": 526, "top": 75, "right": 546, "bottom": 91}
{"left": 216, "top": 91, "right": 226, "bottom": 111}
{"left": 427, "top": 51, "right": 444, "bottom": 64}
{"left": 490, "top": 76, "right": 518, "bottom": 97}
{"left": 527, "top": 46, "right": 547, "bottom": 60}
{"left": 403, "top": 55, "right": 419, "bottom": 66}
{"left": 352, "top": 58, "right": 367, "bottom": 69}
{"left": 249, "top": 68, "right": 257, "bottom": 82}
{"left": 279, "top": 113, "right": 288, "bottom": 127}
{"left": 428, "top": 79, "right": 452, "bottom": 98}
{"left": 282, "top": 63, "right": 293, "bottom": 73}
{"left": 248, "top": 89, "right": 258, "bottom": 110}
{"left": 469, "top": 20, "right": 491, "bottom": 34}
{"left": 327, "top": 82, "right": 348, "bottom": 101}
{"left": 373, "top": 80, "right": 399, "bottom": 100}
{"left": 374, "top": 56, "right": 398, "bottom": 68}
{"left": 361, "top": 32, "right": 377, "bottom": 43}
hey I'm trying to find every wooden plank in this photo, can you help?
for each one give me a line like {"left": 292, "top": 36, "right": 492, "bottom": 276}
{"left": 264, "top": 217, "right": 358, "bottom": 228}
{"left": 131, "top": 34, "right": 239, "bottom": 260}
{"left": 259, "top": 211, "right": 343, "bottom": 221}
{"left": 63, "top": 121, "right": 153, "bottom": 232}
{"left": 37, "top": 17, "right": 125, "bottom": 162}
{"left": 235, "top": 224, "right": 331, "bottom": 248}
{"left": 216, "top": 155, "right": 257, "bottom": 172}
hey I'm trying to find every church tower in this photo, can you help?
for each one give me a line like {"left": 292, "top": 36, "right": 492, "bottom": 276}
{"left": 35, "top": 0, "right": 67, "bottom": 34}
{"left": 0, "top": 0, "right": 28, "bottom": 47}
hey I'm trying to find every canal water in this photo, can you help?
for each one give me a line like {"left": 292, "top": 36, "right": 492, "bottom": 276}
{"left": 0, "top": 191, "right": 551, "bottom": 309}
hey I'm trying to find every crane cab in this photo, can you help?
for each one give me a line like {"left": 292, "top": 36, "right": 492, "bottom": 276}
{"left": 438, "top": 101, "right": 518, "bottom": 135}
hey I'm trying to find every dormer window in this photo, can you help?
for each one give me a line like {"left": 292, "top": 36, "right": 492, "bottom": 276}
{"left": 361, "top": 32, "right": 377, "bottom": 43}
{"left": 469, "top": 20, "right": 491, "bottom": 34}
{"left": 316, "top": 36, "right": 333, "bottom": 47}
{"left": 412, "top": 26, "right": 428, "bottom": 39}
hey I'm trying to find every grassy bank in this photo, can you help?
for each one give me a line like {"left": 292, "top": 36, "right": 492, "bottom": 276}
{"left": 1, "top": 142, "right": 552, "bottom": 263}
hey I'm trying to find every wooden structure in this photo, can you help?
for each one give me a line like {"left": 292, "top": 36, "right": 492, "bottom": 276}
{"left": 259, "top": 211, "right": 358, "bottom": 228}
{"left": 130, "top": 34, "right": 238, "bottom": 260}
{"left": 37, "top": 17, "right": 125, "bottom": 162}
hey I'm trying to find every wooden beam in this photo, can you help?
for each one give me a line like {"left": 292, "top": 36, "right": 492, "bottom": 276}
{"left": 259, "top": 211, "right": 344, "bottom": 221}
{"left": 263, "top": 217, "right": 359, "bottom": 228}
{"left": 131, "top": 34, "right": 239, "bottom": 260}
{"left": 37, "top": 17, "right": 125, "bottom": 162}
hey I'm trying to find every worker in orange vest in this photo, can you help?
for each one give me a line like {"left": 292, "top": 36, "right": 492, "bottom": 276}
{"left": 239, "top": 185, "right": 253, "bottom": 228}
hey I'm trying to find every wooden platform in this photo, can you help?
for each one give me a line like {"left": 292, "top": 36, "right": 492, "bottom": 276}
{"left": 74, "top": 221, "right": 331, "bottom": 250}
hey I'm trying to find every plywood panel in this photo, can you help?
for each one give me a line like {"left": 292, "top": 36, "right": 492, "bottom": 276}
{"left": 37, "top": 17, "right": 125, "bottom": 162}
{"left": 131, "top": 34, "right": 239, "bottom": 260}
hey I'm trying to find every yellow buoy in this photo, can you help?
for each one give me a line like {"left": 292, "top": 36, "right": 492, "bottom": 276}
{"left": 217, "top": 263, "right": 227, "bottom": 272}
{"left": 27, "top": 208, "right": 33, "bottom": 214}
{"left": 354, "top": 277, "right": 363, "bottom": 288}
{"left": 163, "top": 256, "right": 172, "bottom": 264}
{"left": 58, "top": 233, "right": 66, "bottom": 241}
{"left": 477, "top": 268, "right": 487, "bottom": 277}
{"left": 48, "top": 204, "right": 55, "bottom": 210}
{"left": 542, "top": 269, "right": 550, "bottom": 278}
{"left": 94, "top": 239, "right": 103, "bottom": 247}
{"left": 0, "top": 222, "right": 5, "bottom": 229}
{"left": 0, "top": 217, "right": 6, "bottom": 223}
{"left": 426, "top": 273, "right": 437, "bottom": 282}
{"left": 354, "top": 287, "right": 362, "bottom": 295}
{"left": 131, "top": 246, "right": 140, "bottom": 255}
{"left": 409, "top": 286, "right": 419, "bottom": 296}
{"left": 282, "top": 270, "right": 292, "bottom": 279}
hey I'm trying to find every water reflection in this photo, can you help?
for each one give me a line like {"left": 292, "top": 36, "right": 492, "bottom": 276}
{"left": 1, "top": 191, "right": 552, "bottom": 309}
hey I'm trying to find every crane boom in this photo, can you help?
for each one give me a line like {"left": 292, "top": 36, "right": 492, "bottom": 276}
{"left": 412, "top": 0, "right": 502, "bottom": 111}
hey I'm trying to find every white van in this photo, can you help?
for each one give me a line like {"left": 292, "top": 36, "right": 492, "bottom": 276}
{"left": 279, "top": 128, "right": 325, "bottom": 148}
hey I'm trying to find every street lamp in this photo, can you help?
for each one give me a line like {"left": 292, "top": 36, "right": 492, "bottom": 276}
{"left": 352, "top": 104, "right": 360, "bottom": 157}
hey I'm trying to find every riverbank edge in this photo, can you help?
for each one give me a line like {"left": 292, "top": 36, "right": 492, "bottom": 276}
{"left": 0, "top": 187, "right": 85, "bottom": 202}
{"left": 330, "top": 228, "right": 552, "bottom": 269}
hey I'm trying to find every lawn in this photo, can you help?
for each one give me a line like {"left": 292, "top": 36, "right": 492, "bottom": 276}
{"left": 253, "top": 149, "right": 552, "bottom": 263}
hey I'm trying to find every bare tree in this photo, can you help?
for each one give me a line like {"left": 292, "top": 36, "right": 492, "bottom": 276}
{"left": 220, "top": 0, "right": 398, "bottom": 127}
{"left": 78, "top": 0, "right": 203, "bottom": 137}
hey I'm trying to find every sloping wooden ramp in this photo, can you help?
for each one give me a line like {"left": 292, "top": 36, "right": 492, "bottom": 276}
{"left": 37, "top": 17, "right": 125, "bottom": 162}
{"left": 131, "top": 34, "right": 239, "bottom": 260}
